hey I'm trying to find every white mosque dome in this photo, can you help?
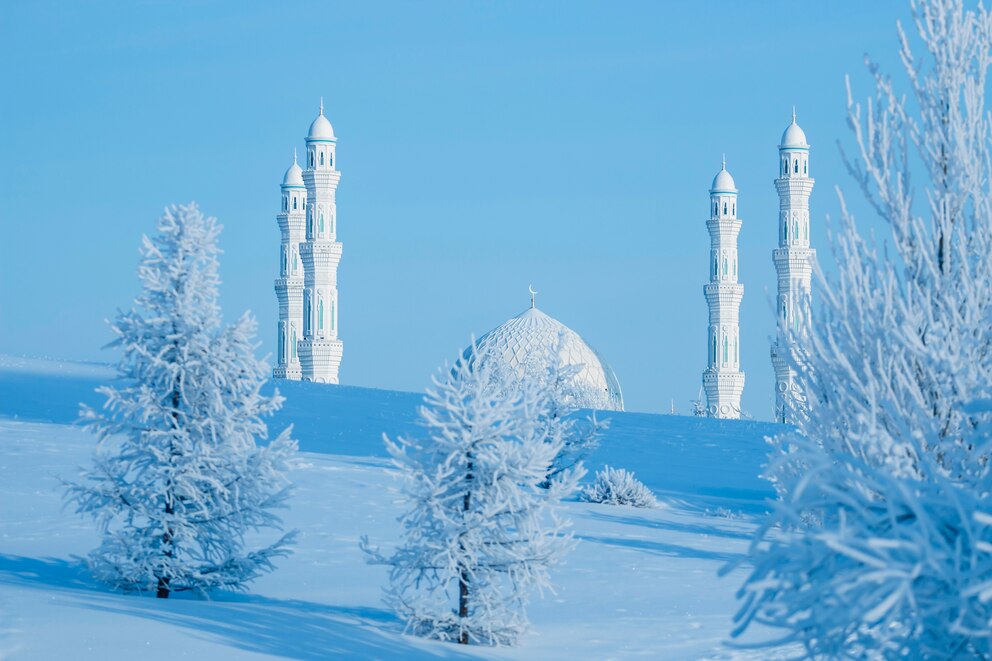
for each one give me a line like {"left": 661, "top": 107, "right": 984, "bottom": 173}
{"left": 282, "top": 155, "right": 304, "bottom": 187}
{"left": 307, "top": 100, "right": 336, "bottom": 140}
{"left": 468, "top": 305, "right": 624, "bottom": 411}
{"left": 711, "top": 166, "right": 736, "bottom": 192}
{"left": 780, "top": 115, "right": 808, "bottom": 148}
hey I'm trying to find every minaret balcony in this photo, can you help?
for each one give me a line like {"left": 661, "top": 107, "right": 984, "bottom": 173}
{"left": 300, "top": 240, "right": 343, "bottom": 272}
{"left": 703, "top": 282, "right": 743, "bottom": 306}
{"left": 774, "top": 177, "right": 815, "bottom": 198}
{"left": 303, "top": 170, "right": 342, "bottom": 189}
{"left": 772, "top": 247, "right": 816, "bottom": 272}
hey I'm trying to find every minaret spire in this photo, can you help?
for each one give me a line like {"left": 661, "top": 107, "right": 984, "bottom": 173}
{"left": 298, "top": 100, "right": 344, "bottom": 384}
{"left": 771, "top": 109, "right": 815, "bottom": 423}
{"left": 273, "top": 148, "right": 307, "bottom": 381}
{"left": 702, "top": 157, "right": 745, "bottom": 419}
{"left": 528, "top": 284, "right": 538, "bottom": 309}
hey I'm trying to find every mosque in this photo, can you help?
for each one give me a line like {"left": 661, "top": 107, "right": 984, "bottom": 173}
{"left": 272, "top": 102, "right": 813, "bottom": 423}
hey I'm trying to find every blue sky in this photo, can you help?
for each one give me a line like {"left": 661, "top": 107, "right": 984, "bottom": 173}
{"left": 0, "top": 1, "right": 910, "bottom": 418}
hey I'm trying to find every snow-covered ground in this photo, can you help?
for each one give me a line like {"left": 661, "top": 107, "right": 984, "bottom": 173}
{"left": 0, "top": 355, "right": 791, "bottom": 660}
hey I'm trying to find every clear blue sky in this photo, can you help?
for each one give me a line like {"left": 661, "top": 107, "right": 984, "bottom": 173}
{"left": 0, "top": 1, "right": 909, "bottom": 418}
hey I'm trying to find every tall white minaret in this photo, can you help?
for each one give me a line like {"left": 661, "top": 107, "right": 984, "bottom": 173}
{"left": 273, "top": 150, "right": 307, "bottom": 380}
{"left": 298, "top": 99, "right": 344, "bottom": 383}
{"left": 771, "top": 109, "right": 815, "bottom": 423}
{"left": 702, "top": 157, "right": 745, "bottom": 419}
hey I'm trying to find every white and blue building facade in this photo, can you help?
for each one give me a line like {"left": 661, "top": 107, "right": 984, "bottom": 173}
{"left": 770, "top": 111, "right": 815, "bottom": 422}
{"left": 702, "top": 158, "right": 745, "bottom": 419}
{"left": 274, "top": 100, "right": 344, "bottom": 383}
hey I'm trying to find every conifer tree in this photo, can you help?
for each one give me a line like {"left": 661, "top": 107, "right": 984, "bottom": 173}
{"left": 732, "top": 1, "right": 992, "bottom": 655}
{"left": 66, "top": 203, "right": 298, "bottom": 598}
{"left": 362, "top": 344, "right": 581, "bottom": 646}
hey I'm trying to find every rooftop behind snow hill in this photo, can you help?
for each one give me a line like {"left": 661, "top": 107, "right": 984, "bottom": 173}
{"left": 0, "top": 354, "right": 780, "bottom": 511}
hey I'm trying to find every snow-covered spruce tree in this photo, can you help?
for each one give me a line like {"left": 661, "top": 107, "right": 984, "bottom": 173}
{"left": 361, "top": 343, "right": 582, "bottom": 646}
{"left": 729, "top": 0, "right": 992, "bottom": 656}
{"left": 580, "top": 465, "right": 657, "bottom": 508}
{"left": 65, "top": 203, "right": 298, "bottom": 598}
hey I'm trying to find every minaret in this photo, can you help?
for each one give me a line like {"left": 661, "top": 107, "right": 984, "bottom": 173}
{"left": 273, "top": 150, "right": 307, "bottom": 380}
{"left": 771, "top": 109, "right": 815, "bottom": 423}
{"left": 702, "top": 157, "right": 745, "bottom": 419}
{"left": 298, "top": 99, "right": 344, "bottom": 383}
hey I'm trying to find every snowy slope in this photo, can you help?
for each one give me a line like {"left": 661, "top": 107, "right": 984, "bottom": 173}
{"left": 0, "top": 356, "right": 790, "bottom": 660}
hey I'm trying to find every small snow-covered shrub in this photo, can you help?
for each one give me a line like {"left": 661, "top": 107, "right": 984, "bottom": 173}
{"left": 581, "top": 466, "right": 657, "bottom": 508}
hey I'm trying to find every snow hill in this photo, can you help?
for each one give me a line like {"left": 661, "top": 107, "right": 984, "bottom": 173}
{"left": 0, "top": 355, "right": 791, "bottom": 660}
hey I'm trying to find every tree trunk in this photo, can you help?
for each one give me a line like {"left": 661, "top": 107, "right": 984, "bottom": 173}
{"left": 457, "top": 455, "right": 473, "bottom": 644}
{"left": 158, "top": 384, "right": 181, "bottom": 599}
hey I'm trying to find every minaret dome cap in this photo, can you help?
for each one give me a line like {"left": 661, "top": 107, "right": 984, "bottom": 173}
{"left": 710, "top": 159, "right": 737, "bottom": 192}
{"left": 780, "top": 108, "right": 808, "bottom": 148}
{"left": 282, "top": 150, "right": 304, "bottom": 187}
{"left": 307, "top": 98, "right": 336, "bottom": 141}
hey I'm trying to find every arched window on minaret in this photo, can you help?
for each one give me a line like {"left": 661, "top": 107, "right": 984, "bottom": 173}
{"left": 303, "top": 292, "right": 311, "bottom": 334}
{"left": 732, "top": 204, "right": 735, "bottom": 215}
{"left": 713, "top": 334, "right": 718, "bottom": 365}
{"left": 804, "top": 159, "right": 807, "bottom": 174}
{"left": 291, "top": 324, "right": 297, "bottom": 358}
{"left": 320, "top": 152, "right": 325, "bottom": 166}
{"left": 723, "top": 202, "right": 728, "bottom": 215}
{"left": 723, "top": 257, "right": 728, "bottom": 276}
{"left": 794, "top": 159, "right": 799, "bottom": 174}
{"left": 793, "top": 220, "right": 799, "bottom": 240}
{"left": 293, "top": 197, "right": 298, "bottom": 210}
{"left": 318, "top": 297, "right": 325, "bottom": 333}
{"left": 319, "top": 210, "right": 325, "bottom": 234}
{"left": 723, "top": 336, "right": 729, "bottom": 364}
{"left": 331, "top": 300, "right": 336, "bottom": 331}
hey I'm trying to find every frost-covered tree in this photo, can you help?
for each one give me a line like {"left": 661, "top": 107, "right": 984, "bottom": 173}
{"left": 731, "top": 0, "right": 992, "bottom": 655}
{"left": 580, "top": 465, "right": 657, "bottom": 508}
{"left": 489, "top": 332, "right": 608, "bottom": 488}
{"left": 65, "top": 203, "right": 298, "bottom": 599}
{"left": 362, "top": 343, "right": 582, "bottom": 646}
{"left": 691, "top": 387, "right": 707, "bottom": 417}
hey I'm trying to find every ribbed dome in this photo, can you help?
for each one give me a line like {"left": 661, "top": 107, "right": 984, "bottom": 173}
{"left": 468, "top": 307, "right": 624, "bottom": 411}
{"left": 711, "top": 166, "right": 736, "bottom": 192}
{"left": 282, "top": 154, "right": 304, "bottom": 187}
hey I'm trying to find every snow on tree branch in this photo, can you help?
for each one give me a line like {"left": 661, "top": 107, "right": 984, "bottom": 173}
{"left": 64, "top": 203, "right": 299, "bottom": 598}
{"left": 733, "top": 0, "right": 992, "bottom": 655}
{"left": 361, "top": 341, "right": 581, "bottom": 646}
